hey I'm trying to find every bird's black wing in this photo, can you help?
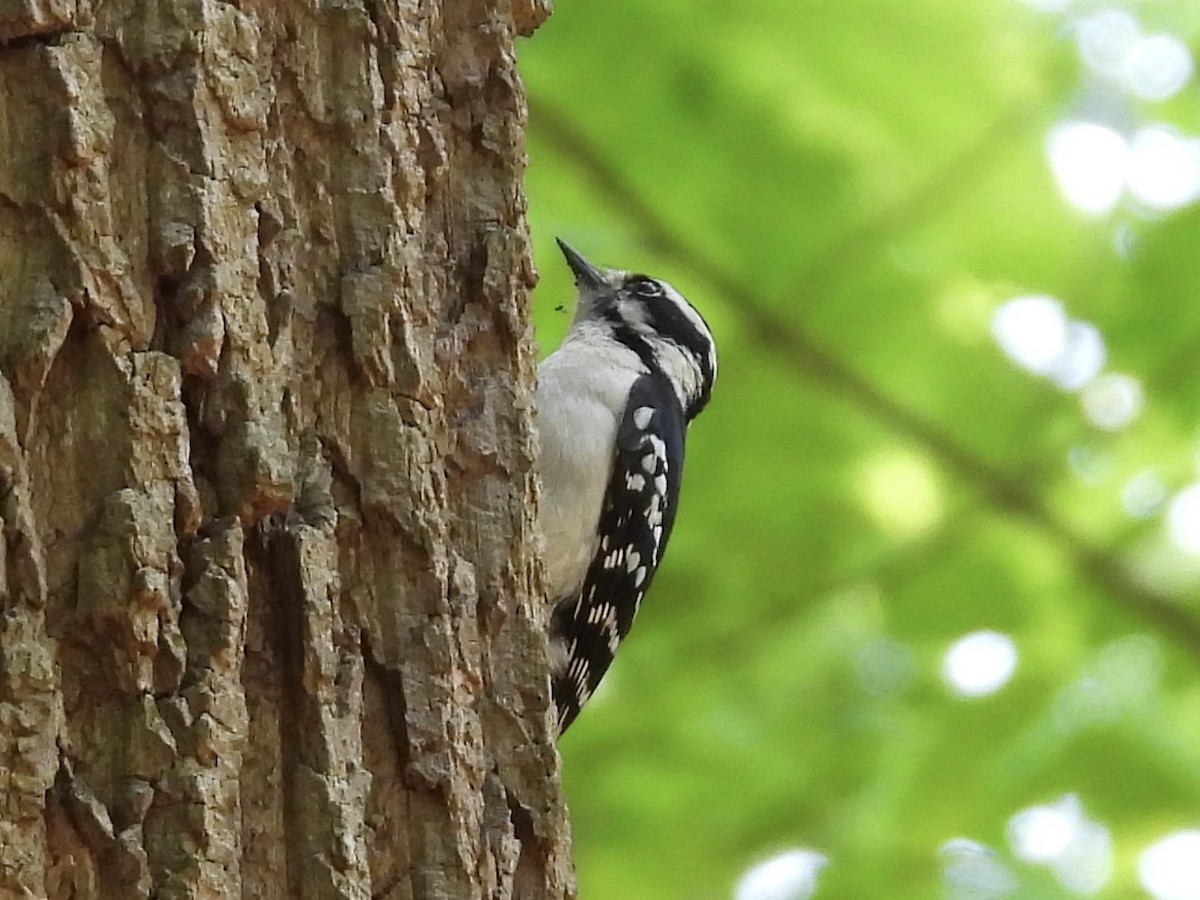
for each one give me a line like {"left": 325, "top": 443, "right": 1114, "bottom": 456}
{"left": 552, "top": 372, "right": 687, "bottom": 733}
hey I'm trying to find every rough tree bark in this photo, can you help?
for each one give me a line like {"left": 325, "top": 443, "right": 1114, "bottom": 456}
{"left": 0, "top": 1, "right": 574, "bottom": 898}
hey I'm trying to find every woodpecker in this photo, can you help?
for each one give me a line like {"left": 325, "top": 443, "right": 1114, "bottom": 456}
{"left": 537, "top": 239, "right": 717, "bottom": 733}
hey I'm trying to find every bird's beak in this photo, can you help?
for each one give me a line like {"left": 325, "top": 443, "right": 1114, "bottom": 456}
{"left": 556, "top": 238, "right": 606, "bottom": 290}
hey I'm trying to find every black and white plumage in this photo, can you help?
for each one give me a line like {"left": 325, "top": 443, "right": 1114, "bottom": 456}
{"left": 538, "top": 239, "right": 717, "bottom": 734}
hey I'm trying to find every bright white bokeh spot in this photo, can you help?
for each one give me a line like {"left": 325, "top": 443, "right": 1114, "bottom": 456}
{"left": 1139, "top": 831, "right": 1200, "bottom": 900}
{"left": 992, "top": 298, "right": 1107, "bottom": 392}
{"left": 1009, "top": 795, "right": 1085, "bottom": 864}
{"left": 1054, "top": 820, "right": 1113, "bottom": 894}
{"left": 1123, "top": 470, "right": 1168, "bottom": 518}
{"left": 1123, "top": 34, "right": 1194, "bottom": 101}
{"left": 1008, "top": 795, "right": 1113, "bottom": 894}
{"left": 1076, "top": 10, "right": 1141, "bottom": 79}
{"left": 1081, "top": 373, "right": 1143, "bottom": 430}
{"left": 940, "top": 839, "right": 1019, "bottom": 899}
{"left": 1049, "top": 321, "right": 1107, "bottom": 391}
{"left": 1047, "top": 121, "right": 1129, "bottom": 215}
{"left": 1127, "top": 127, "right": 1200, "bottom": 211}
{"left": 735, "top": 849, "right": 828, "bottom": 900}
{"left": 942, "top": 631, "right": 1018, "bottom": 698}
{"left": 1167, "top": 483, "right": 1200, "bottom": 555}
{"left": 991, "top": 296, "right": 1069, "bottom": 375}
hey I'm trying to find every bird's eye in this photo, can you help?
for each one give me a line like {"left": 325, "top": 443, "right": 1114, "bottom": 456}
{"left": 626, "top": 276, "right": 664, "bottom": 299}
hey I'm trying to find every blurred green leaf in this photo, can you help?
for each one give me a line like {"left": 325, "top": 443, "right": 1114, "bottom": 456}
{"left": 521, "top": 2, "right": 1200, "bottom": 897}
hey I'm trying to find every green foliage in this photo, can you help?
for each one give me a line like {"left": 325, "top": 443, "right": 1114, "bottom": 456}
{"left": 521, "top": 2, "right": 1200, "bottom": 897}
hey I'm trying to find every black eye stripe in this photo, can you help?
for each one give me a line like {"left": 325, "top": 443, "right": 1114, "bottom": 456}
{"left": 644, "top": 300, "right": 715, "bottom": 419}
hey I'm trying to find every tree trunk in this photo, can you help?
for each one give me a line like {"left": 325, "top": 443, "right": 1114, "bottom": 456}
{"left": 0, "top": 1, "right": 573, "bottom": 898}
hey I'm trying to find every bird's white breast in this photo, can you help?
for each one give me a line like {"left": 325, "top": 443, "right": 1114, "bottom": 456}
{"left": 537, "top": 335, "right": 643, "bottom": 601}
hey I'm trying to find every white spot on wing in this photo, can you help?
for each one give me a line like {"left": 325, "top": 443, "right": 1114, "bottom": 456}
{"left": 627, "top": 473, "right": 646, "bottom": 491}
{"left": 606, "top": 615, "right": 621, "bottom": 652}
{"left": 633, "top": 406, "right": 654, "bottom": 429}
{"left": 642, "top": 454, "right": 656, "bottom": 473}
{"left": 626, "top": 549, "right": 641, "bottom": 572}
{"left": 648, "top": 495, "right": 663, "bottom": 527}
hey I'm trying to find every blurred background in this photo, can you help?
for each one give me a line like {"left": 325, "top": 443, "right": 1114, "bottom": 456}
{"left": 519, "top": 1, "right": 1200, "bottom": 897}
